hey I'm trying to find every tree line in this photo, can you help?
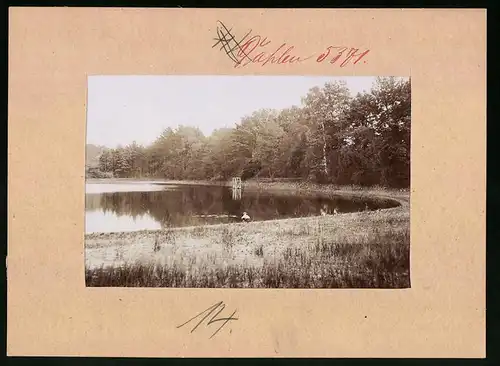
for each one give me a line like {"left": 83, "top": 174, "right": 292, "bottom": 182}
{"left": 90, "top": 76, "right": 411, "bottom": 188}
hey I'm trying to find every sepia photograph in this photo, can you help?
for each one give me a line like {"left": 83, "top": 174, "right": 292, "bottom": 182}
{"left": 85, "top": 75, "right": 411, "bottom": 289}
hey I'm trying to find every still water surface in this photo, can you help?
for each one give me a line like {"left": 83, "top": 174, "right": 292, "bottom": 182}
{"left": 85, "top": 182, "right": 396, "bottom": 233}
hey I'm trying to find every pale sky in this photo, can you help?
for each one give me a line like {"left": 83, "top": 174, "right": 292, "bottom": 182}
{"left": 87, "top": 76, "right": 381, "bottom": 148}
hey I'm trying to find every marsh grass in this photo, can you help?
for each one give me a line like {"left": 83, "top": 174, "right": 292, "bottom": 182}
{"left": 279, "top": 222, "right": 311, "bottom": 237}
{"left": 153, "top": 234, "right": 161, "bottom": 252}
{"left": 86, "top": 216, "right": 410, "bottom": 289}
{"left": 191, "top": 226, "right": 206, "bottom": 238}
{"left": 254, "top": 244, "right": 264, "bottom": 257}
{"left": 152, "top": 225, "right": 178, "bottom": 252}
{"left": 163, "top": 225, "right": 177, "bottom": 243}
{"left": 115, "top": 243, "right": 125, "bottom": 260}
{"left": 221, "top": 226, "right": 236, "bottom": 252}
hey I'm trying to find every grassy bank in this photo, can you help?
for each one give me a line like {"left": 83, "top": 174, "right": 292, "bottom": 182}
{"left": 85, "top": 182, "right": 410, "bottom": 288}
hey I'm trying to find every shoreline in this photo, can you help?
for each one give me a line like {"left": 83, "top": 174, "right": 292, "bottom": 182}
{"left": 86, "top": 178, "right": 409, "bottom": 204}
{"left": 85, "top": 179, "right": 408, "bottom": 240}
{"left": 86, "top": 178, "right": 228, "bottom": 186}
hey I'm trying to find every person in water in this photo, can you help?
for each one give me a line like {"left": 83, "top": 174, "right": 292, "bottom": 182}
{"left": 241, "top": 211, "right": 251, "bottom": 222}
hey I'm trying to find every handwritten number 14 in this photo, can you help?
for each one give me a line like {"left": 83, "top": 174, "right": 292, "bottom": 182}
{"left": 176, "top": 301, "right": 238, "bottom": 339}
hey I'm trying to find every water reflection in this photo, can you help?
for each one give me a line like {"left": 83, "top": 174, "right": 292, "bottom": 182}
{"left": 232, "top": 188, "right": 242, "bottom": 200}
{"left": 85, "top": 183, "right": 396, "bottom": 233}
{"left": 85, "top": 182, "right": 169, "bottom": 194}
{"left": 85, "top": 210, "right": 162, "bottom": 233}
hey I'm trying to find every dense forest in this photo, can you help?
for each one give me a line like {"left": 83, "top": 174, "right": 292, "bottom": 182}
{"left": 88, "top": 76, "right": 411, "bottom": 188}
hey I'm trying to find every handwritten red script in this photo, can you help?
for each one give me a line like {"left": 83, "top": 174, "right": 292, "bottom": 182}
{"left": 212, "top": 21, "right": 370, "bottom": 68}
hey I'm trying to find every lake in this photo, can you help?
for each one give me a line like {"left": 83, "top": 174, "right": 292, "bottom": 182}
{"left": 85, "top": 182, "right": 398, "bottom": 233}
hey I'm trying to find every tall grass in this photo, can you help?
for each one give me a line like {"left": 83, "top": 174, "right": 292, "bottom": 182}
{"left": 153, "top": 226, "right": 177, "bottom": 252}
{"left": 221, "top": 226, "right": 235, "bottom": 252}
{"left": 86, "top": 224, "right": 410, "bottom": 289}
{"left": 254, "top": 244, "right": 264, "bottom": 257}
